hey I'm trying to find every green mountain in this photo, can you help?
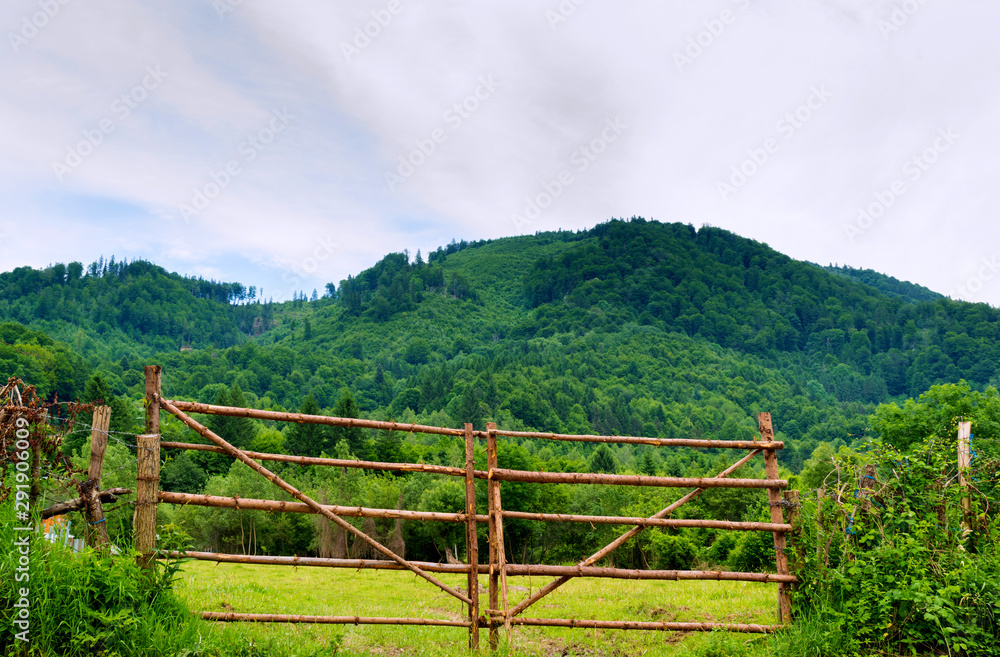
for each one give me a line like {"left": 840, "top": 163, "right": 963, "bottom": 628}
{"left": 820, "top": 263, "right": 943, "bottom": 304}
{"left": 9, "top": 217, "right": 1000, "bottom": 567}
{"left": 4, "top": 218, "right": 999, "bottom": 473}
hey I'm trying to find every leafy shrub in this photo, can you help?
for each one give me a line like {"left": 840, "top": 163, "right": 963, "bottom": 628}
{"left": 783, "top": 433, "right": 1000, "bottom": 657}
{"left": 727, "top": 528, "right": 775, "bottom": 573}
{"left": 647, "top": 532, "right": 697, "bottom": 570}
{"left": 0, "top": 521, "right": 203, "bottom": 657}
{"left": 705, "top": 531, "right": 738, "bottom": 565}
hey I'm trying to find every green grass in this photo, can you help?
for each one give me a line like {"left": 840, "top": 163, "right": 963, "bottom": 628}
{"left": 176, "top": 560, "right": 780, "bottom": 656}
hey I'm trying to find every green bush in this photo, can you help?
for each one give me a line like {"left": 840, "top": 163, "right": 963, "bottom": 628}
{"left": 727, "top": 529, "right": 775, "bottom": 573}
{"left": 647, "top": 531, "right": 697, "bottom": 570}
{"left": 0, "top": 520, "right": 204, "bottom": 657}
{"left": 781, "top": 435, "right": 1000, "bottom": 657}
{"left": 705, "top": 531, "right": 738, "bottom": 565}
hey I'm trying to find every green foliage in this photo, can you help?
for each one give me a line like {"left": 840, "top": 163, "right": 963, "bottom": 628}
{"left": 285, "top": 393, "right": 332, "bottom": 457}
{"left": 589, "top": 444, "right": 617, "bottom": 473}
{"left": 727, "top": 528, "right": 775, "bottom": 573}
{"left": 646, "top": 531, "right": 698, "bottom": 570}
{"left": 0, "top": 258, "right": 271, "bottom": 362}
{"left": 871, "top": 380, "right": 1000, "bottom": 451}
{"left": 0, "top": 321, "right": 91, "bottom": 401}
{"left": 331, "top": 389, "right": 365, "bottom": 459}
{"left": 786, "top": 428, "right": 1000, "bottom": 656}
{"left": 0, "top": 521, "right": 203, "bottom": 657}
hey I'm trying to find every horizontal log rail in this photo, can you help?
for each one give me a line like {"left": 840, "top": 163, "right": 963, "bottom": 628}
{"left": 160, "top": 441, "right": 478, "bottom": 478}
{"left": 158, "top": 491, "right": 486, "bottom": 523}
{"left": 510, "top": 618, "right": 781, "bottom": 633}
{"left": 501, "top": 564, "right": 795, "bottom": 583}
{"left": 165, "top": 398, "right": 783, "bottom": 450}
{"left": 164, "top": 399, "right": 465, "bottom": 436}
{"left": 41, "top": 487, "right": 133, "bottom": 519}
{"left": 159, "top": 491, "right": 790, "bottom": 532}
{"left": 167, "top": 551, "right": 796, "bottom": 584}
{"left": 201, "top": 612, "right": 471, "bottom": 627}
{"left": 489, "top": 428, "right": 783, "bottom": 450}
{"left": 491, "top": 468, "right": 786, "bottom": 489}
{"left": 503, "top": 510, "right": 790, "bottom": 532}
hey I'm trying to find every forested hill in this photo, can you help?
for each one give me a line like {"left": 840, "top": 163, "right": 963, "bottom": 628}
{"left": 0, "top": 257, "right": 274, "bottom": 357}
{"left": 820, "top": 264, "right": 943, "bottom": 304}
{"left": 510, "top": 220, "right": 998, "bottom": 397}
{"left": 3, "top": 218, "right": 1000, "bottom": 475}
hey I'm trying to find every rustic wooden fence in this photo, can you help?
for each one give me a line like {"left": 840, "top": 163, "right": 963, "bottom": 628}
{"left": 139, "top": 366, "right": 797, "bottom": 649}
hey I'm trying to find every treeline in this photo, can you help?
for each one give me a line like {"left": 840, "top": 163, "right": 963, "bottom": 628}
{"left": 336, "top": 250, "right": 478, "bottom": 320}
{"left": 519, "top": 219, "right": 1000, "bottom": 399}
{"left": 0, "top": 257, "right": 276, "bottom": 357}
{"left": 0, "top": 322, "right": 90, "bottom": 400}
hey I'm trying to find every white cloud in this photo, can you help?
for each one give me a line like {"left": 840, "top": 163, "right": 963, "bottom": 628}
{"left": 1, "top": 0, "right": 998, "bottom": 303}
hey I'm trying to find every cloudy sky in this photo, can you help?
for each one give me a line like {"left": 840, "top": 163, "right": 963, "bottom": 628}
{"left": 1, "top": 0, "right": 997, "bottom": 304}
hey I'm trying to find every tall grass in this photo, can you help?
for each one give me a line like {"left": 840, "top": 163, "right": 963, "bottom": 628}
{"left": 0, "top": 518, "right": 205, "bottom": 657}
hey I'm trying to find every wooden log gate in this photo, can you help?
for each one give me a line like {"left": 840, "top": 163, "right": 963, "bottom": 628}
{"left": 140, "top": 366, "right": 797, "bottom": 649}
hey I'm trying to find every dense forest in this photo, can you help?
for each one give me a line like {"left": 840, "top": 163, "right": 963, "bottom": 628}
{"left": 3, "top": 217, "right": 999, "bottom": 571}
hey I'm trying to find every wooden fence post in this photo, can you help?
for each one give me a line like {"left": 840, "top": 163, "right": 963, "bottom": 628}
{"left": 759, "top": 412, "right": 791, "bottom": 625}
{"left": 136, "top": 365, "right": 162, "bottom": 565}
{"left": 135, "top": 434, "right": 160, "bottom": 564}
{"left": 957, "top": 421, "right": 972, "bottom": 535}
{"left": 464, "top": 423, "right": 480, "bottom": 649}
{"left": 81, "top": 406, "right": 112, "bottom": 550}
{"left": 486, "top": 422, "right": 508, "bottom": 649}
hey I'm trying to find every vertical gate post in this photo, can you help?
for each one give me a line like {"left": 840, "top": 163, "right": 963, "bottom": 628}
{"left": 136, "top": 366, "right": 162, "bottom": 565}
{"left": 486, "top": 422, "right": 508, "bottom": 649}
{"left": 464, "top": 423, "right": 480, "bottom": 649}
{"left": 759, "top": 412, "right": 791, "bottom": 625}
{"left": 82, "top": 406, "right": 112, "bottom": 549}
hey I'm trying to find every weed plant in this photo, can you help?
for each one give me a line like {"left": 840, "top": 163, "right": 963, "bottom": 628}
{"left": 773, "top": 435, "right": 1000, "bottom": 657}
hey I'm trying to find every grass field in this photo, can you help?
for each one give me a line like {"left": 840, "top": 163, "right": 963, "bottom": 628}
{"left": 176, "top": 560, "right": 781, "bottom": 656}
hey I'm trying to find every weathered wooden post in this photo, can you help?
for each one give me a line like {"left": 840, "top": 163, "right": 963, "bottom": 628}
{"left": 957, "top": 421, "right": 972, "bottom": 535}
{"left": 81, "top": 405, "right": 112, "bottom": 550}
{"left": 486, "top": 422, "right": 509, "bottom": 649}
{"left": 464, "top": 423, "right": 480, "bottom": 649}
{"left": 759, "top": 412, "right": 791, "bottom": 625}
{"left": 135, "top": 366, "right": 161, "bottom": 565}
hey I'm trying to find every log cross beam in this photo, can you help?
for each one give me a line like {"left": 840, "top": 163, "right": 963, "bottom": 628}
{"left": 157, "top": 396, "right": 472, "bottom": 606}
{"left": 507, "top": 447, "right": 764, "bottom": 618}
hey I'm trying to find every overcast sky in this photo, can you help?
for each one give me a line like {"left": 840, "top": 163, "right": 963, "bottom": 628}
{"left": 1, "top": 0, "right": 997, "bottom": 305}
